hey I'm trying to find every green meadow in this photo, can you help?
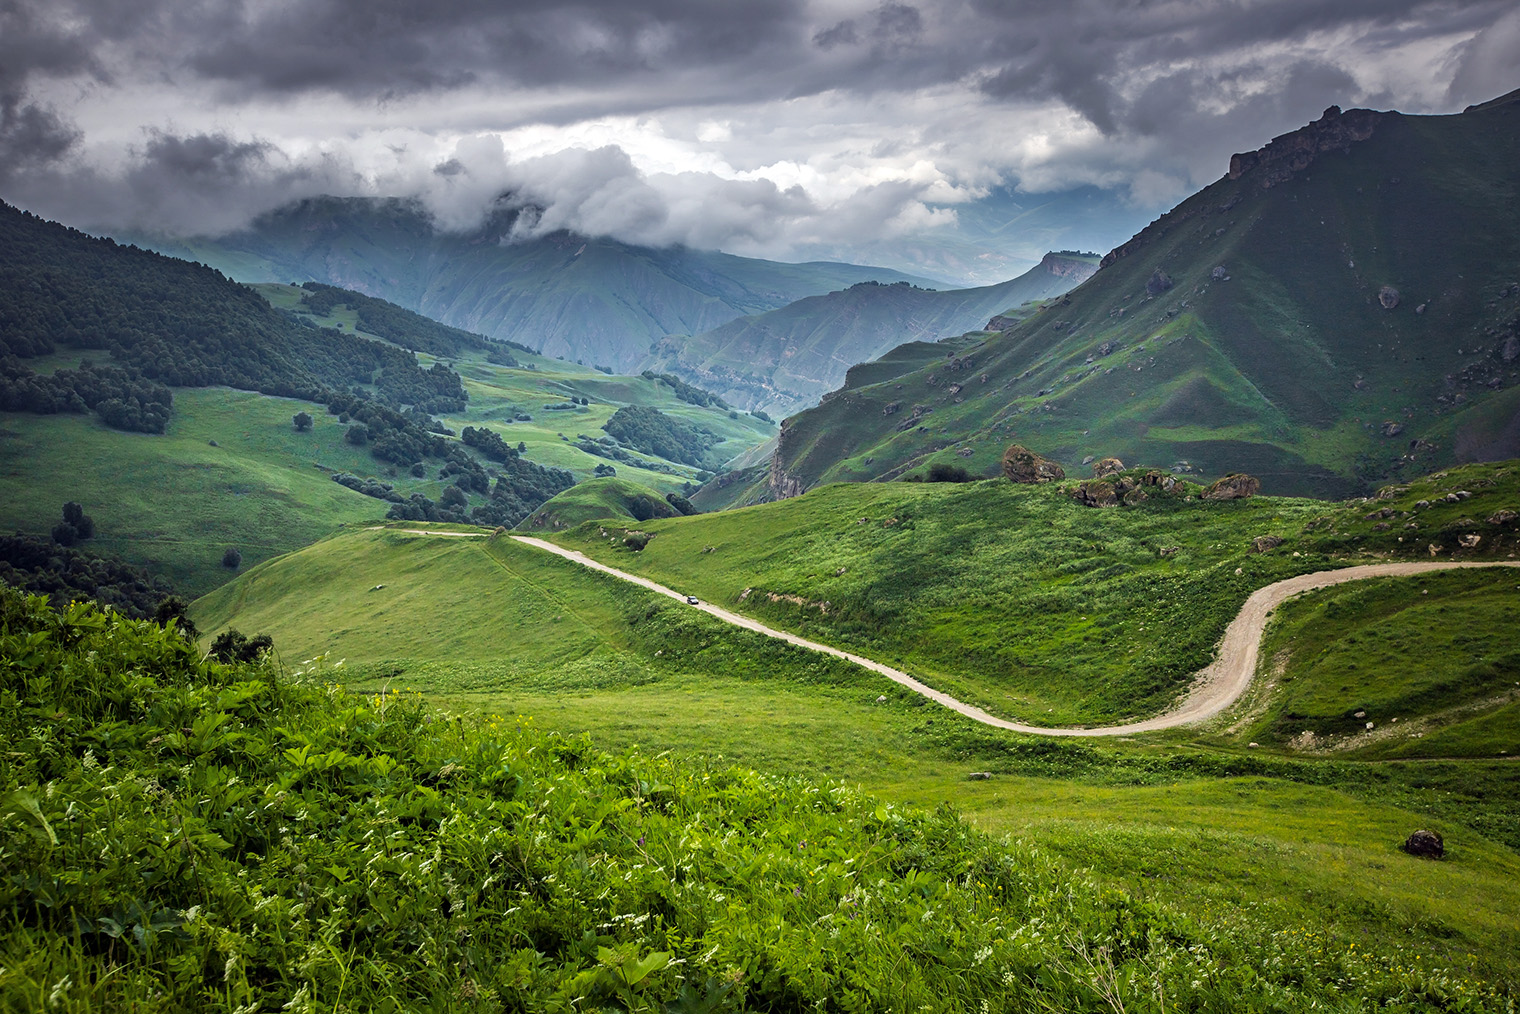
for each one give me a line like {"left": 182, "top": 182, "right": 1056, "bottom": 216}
{"left": 190, "top": 470, "right": 1520, "bottom": 996}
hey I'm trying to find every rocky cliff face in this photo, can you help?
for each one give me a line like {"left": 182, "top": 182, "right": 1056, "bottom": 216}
{"left": 1227, "top": 105, "right": 1381, "bottom": 187}
{"left": 1039, "top": 252, "right": 1099, "bottom": 282}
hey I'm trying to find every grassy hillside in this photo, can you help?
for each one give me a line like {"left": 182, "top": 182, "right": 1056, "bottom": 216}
{"left": 766, "top": 96, "right": 1520, "bottom": 499}
{"left": 556, "top": 461, "right": 1520, "bottom": 727}
{"left": 647, "top": 253, "right": 1097, "bottom": 415}
{"left": 1, "top": 274, "right": 773, "bottom": 596}
{"left": 1227, "top": 566, "right": 1520, "bottom": 759}
{"left": 189, "top": 511, "right": 1520, "bottom": 998}
{"left": 132, "top": 196, "right": 940, "bottom": 375}
{"left": 0, "top": 388, "right": 409, "bottom": 595}
{"left": 519, "top": 477, "right": 683, "bottom": 532}
{"left": 14, "top": 587, "right": 1520, "bottom": 1009}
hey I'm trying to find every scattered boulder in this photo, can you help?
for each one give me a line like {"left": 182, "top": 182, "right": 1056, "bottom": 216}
{"left": 1381, "top": 421, "right": 1404, "bottom": 438}
{"left": 1403, "top": 829, "right": 1444, "bottom": 859}
{"left": 1158, "top": 546, "right": 1181, "bottom": 557}
{"left": 1378, "top": 285, "right": 1401, "bottom": 309}
{"left": 883, "top": 401, "right": 901, "bottom": 416}
{"left": 1140, "top": 470, "right": 1178, "bottom": 492}
{"left": 1202, "top": 473, "right": 1261, "bottom": 500}
{"left": 1487, "top": 509, "right": 1517, "bottom": 525}
{"left": 1210, "top": 265, "right": 1230, "bottom": 281}
{"left": 967, "top": 772, "right": 994, "bottom": 781}
{"left": 1146, "top": 268, "right": 1175, "bottom": 295}
{"left": 1001, "top": 444, "right": 1065, "bottom": 484}
{"left": 1069, "top": 480, "right": 1120, "bottom": 508}
{"left": 1091, "top": 456, "right": 1125, "bottom": 479}
{"left": 1249, "top": 535, "right": 1285, "bottom": 554}
{"left": 1459, "top": 534, "right": 1482, "bottom": 548}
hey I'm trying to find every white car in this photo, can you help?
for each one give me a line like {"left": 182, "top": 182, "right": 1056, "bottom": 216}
{"left": 685, "top": 595, "right": 699, "bottom": 605}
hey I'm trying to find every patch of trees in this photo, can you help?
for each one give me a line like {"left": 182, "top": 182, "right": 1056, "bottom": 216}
{"left": 0, "top": 356, "right": 173, "bottom": 433}
{"left": 298, "top": 283, "right": 533, "bottom": 360}
{"left": 325, "top": 394, "right": 448, "bottom": 467}
{"left": 332, "top": 473, "right": 404, "bottom": 503}
{"left": 572, "top": 435, "right": 680, "bottom": 476}
{"left": 0, "top": 533, "right": 174, "bottom": 618}
{"left": 52, "top": 502, "right": 96, "bottom": 546}
{"left": 386, "top": 447, "right": 574, "bottom": 529}
{"left": 602, "top": 405, "right": 721, "bottom": 469}
{"left": 460, "top": 425, "right": 517, "bottom": 463}
{"left": 209, "top": 628, "right": 273, "bottom": 663}
{"left": 639, "top": 370, "right": 728, "bottom": 409}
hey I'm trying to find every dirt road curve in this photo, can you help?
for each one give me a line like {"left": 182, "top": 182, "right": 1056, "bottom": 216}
{"left": 511, "top": 535, "right": 1520, "bottom": 736}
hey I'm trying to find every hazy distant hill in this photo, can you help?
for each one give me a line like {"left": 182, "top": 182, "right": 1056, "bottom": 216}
{"left": 647, "top": 253, "right": 1097, "bottom": 415}
{"left": 131, "top": 197, "right": 940, "bottom": 374}
{"left": 763, "top": 91, "right": 1520, "bottom": 499}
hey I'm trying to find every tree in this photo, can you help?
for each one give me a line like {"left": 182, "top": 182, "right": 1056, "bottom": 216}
{"left": 293, "top": 411, "right": 313, "bottom": 431}
{"left": 153, "top": 596, "right": 199, "bottom": 638}
{"left": 61, "top": 501, "right": 94, "bottom": 538}
{"left": 209, "top": 628, "right": 274, "bottom": 663}
{"left": 345, "top": 423, "right": 369, "bottom": 446}
{"left": 222, "top": 547, "right": 243, "bottom": 568}
{"left": 51, "top": 522, "right": 78, "bottom": 546}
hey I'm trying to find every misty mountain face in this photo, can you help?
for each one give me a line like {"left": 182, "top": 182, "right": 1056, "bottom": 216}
{"left": 647, "top": 253, "right": 1097, "bottom": 416}
{"left": 766, "top": 92, "right": 1520, "bottom": 500}
{"left": 132, "top": 197, "right": 940, "bottom": 375}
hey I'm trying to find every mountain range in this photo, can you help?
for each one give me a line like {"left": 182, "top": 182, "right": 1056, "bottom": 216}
{"left": 131, "top": 197, "right": 941, "bottom": 374}
{"left": 646, "top": 252, "right": 1097, "bottom": 415}
{"left": 760, "top": 90, "right": 1520, "bottom": 500}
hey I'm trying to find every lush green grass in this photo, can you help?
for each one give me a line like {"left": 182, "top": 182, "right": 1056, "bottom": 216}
{"left": 2, "top": 289, "right": 774, "bottom": 596}
{"left": 552, "top": 477, "right": 1334, "bottom": 725}
{"left": 0, "top": 388, "right": 426, "bottom": 595}
{"left": 190, "top": 515, "right": 1520, "bottom": 994}
{"left": 1228, "top": 569, "right": 1520, "bottom": 757}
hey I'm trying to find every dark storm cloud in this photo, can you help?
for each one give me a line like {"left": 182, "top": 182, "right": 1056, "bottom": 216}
{"left": 1, "top": 0, "right": 1514, "bottom": 253}
{"left": 971, "top": 0, "right": 1515, "bottom": 135}
{"left": 177, "top": 0, "right": 809, "bottom": 98}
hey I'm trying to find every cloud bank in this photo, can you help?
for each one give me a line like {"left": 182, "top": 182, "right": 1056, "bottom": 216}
{"left": 2, "top": 0, "right": 1514, "bottom": 273}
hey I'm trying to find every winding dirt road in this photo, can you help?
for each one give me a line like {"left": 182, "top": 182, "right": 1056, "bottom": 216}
{"left": 509, "top": 534, "right": 1520, "bottom": 737}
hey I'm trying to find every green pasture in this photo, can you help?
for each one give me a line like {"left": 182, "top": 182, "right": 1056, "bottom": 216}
{"left": 0, "top": 387, "right": 424, "bottom": 595}
{"left": 193, "top": 512, "right": 1520, "bottom": 992}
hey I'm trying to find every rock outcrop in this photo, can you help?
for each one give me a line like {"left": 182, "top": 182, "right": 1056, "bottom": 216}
{"left": 1202, "top": 473, "right": 1261, "bottom": 500}
{"left": 1001, "top": 444, "right": 1065, "bottom": 484}
{"left": 1091, "top": 457, "right": 1125, "bottom": 479}
{"left": 1249, "top": 535, "right": 1285, "bottom": 554}
{"left": 1039, "top": 252, "right": 1099, "bottom": 282}
{"left": 1227, "top": 105, "right": 1381, "bottom": 189}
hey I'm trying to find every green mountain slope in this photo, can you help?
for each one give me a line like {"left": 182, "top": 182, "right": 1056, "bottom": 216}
{"left": 647, "top": 252, "right": 1097, "bottom": 414}
{"left": 131, "top": 196, "right": 941, "bottom": 374}
{"left": 766, "top": 94, "right": 1520, "bottom": 498}
{"left": 0, "top": 207, "right": 769, "bottom": 591}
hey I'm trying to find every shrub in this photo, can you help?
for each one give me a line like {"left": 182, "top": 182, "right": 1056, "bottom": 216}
{"left": 927, "top": 462, "right": 972, "bottom": 483}
{"left": 222, "top": 547, "right": 242, "bottom": 568}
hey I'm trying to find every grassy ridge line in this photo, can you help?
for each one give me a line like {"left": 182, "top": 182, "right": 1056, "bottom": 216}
{"left": 512, "top": 534, "right": 1520, "bottom": 734}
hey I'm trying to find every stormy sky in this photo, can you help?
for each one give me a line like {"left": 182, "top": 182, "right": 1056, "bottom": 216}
{"left": 2, "top": 0, "right": 1516, "bottom": 274}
